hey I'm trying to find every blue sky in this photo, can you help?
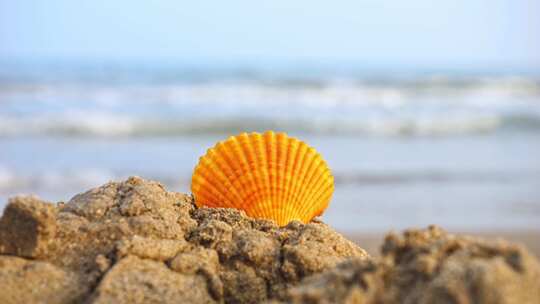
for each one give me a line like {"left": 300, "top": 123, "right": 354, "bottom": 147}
{"left": 1, "top": 0, "right": 539, "bottom": 70}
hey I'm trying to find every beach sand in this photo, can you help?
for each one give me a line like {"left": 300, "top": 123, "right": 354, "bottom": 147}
{"left": 1, "top": 177, "right": 539, "bottom": 303}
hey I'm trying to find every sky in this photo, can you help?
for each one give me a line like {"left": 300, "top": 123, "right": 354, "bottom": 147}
{"left": 0, "top": 0, "right": 539, "bottom": 70}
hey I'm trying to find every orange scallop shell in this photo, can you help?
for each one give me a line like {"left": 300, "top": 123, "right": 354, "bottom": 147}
{"left": 191, "top": 131, "right": 334, "bottom": 226}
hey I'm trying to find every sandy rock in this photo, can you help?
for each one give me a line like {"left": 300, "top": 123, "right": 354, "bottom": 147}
{"left": 380, "top": 225, "right": 540, "bottom": 304}
{"left": 0, "top": 177, "right": 369, "bottom": 304}
{"left": 4, "top": 177, "right": 537, "bottom": 304}
{"left": 90, "top": 255, "right": 216, "bottom": 304}
{"left": 169, "top": 247, "right": 220, "bottom": 274}
{"left": 62, "top": 181, "right": 119, "bottom": 220}
{"left": 188, "top": 208, "right": 370, "bottom": 303}
{"left": 0, "top": 196, "right": 57, "bottom": 258}
{"left": 115, "top": 235, "right": 190, "bottom": 261}
{"left": 279, "top": 225, "right": 540, "bottom": 304}
{"left": 170, "top": 247, "right": 224, "bottom": 299}
{"left": 279, "top": 258, "right": 380, "bottom": 304}
{"left": 280, "top": 221, "right": 367, "bottom": 282}
{"left": 0, "top": 256, "right": 88, "bottom": 304}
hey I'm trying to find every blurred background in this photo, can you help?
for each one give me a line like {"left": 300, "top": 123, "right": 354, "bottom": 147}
{"left": 1, "top": 1, "right": 539, "bottom": 234}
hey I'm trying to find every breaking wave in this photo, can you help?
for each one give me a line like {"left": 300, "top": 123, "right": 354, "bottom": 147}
{"left": 1, "top": 71, "right": 539, "bottom": 137}
{"left": 1, "top": 113, "right": 539, "bottom": 137}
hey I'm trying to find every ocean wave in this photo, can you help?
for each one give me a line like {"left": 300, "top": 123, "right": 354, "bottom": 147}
{"left": 1, "top": 75, "right": 539, "bottom": 137}
{"left": 1, "top": 113, "right": 539, "bottom": 137}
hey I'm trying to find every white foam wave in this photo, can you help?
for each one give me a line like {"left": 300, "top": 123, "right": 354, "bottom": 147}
{"left": 0, "top": 112, "right": 135, "bottom": 137}
{"left": 1, "top": 76, "right": 539, "bottom": 137}
{"left": 0, "top": 110, "right": 535, "bottom": 137}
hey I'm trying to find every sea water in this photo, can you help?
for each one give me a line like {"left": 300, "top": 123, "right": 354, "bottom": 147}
{"left": 1, "top": 62, "right": 539, "bottom": 232}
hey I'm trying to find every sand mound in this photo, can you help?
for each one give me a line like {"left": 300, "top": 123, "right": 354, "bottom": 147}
{"left": 279, "top": 226, "right": 540, "bottom": 304}
{"left": 1, "top": 177, "right": 539, "bottom": 303}
{"left": 0, "top": 177, "right": 368, "bottom": 304}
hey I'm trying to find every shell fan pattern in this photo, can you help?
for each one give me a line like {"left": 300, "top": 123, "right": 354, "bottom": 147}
{"left": 191, "top": 131, "right": 334, "bottom": 226}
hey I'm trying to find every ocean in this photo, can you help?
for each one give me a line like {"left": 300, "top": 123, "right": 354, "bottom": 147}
{"left": 1, "top": 62, "right": 539, "bottom": 232}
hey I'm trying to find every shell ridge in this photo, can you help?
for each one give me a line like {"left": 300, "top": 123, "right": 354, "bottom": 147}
{"left": 197, "top": 147, "right": 246, "bottom": 208}
{"left": 193, "top": 160, "right": 241, "bottom": 208}
{"left": 255, "top": 132, "right": 273, "bottom": 221}
{"left": 258, "top": 133, "right": 273, "bottom": 220}
{"left": 279, "top": 135, "right": 295, "bottom": 225}
{"left": 313, "top": 184, "right": 334, "bottom": 216}
{"left": 230, "top": 134, "right": 260, "bottom": 218}
{"left": 301, "top": 172, "right": 334, "bottom": 221}
{"left": 285, "top": 138, "right": 303, "bottom": 223}
{"left": 192, "top": 171, "right": 233, "bottom": 207}
{"left": 264, "top": 131, "right": 278, "bottom": 223}
{"left": 295, "top": 157, "right": 328, "bottom": 219}
{"left": 205, "top": 149, "right": 246, "bottom": 207}
{"left": 311, "top": 186, "right": 334, "bottom": 218}
{"left": 242, "top": 133, "right": 259, "bottom": 218}
{"left": 216, "top": 142, "right": 254, "bottom": 206}
{"left": 238, "top": 132, "right": 271, "bottom": 218}
{"left": 192, "top": 161, "right": 225, "bottom": 207}
{"left": 296, "top": 152, "right": 332, "bottom": 222}
{"left": 236, "top": 133, "right": 259, "bottom": 217}
{"left": 301, "top": 163, "right": 334, "bottom": 221}
{"left": 211, "top": 143, "right": 248, "bottom": 201}
{"left": 274, "top": 132, "right": 287, "bottom": 224}
{"left": 287, "top": 141, "right": 310, "bottom": 223}
{"left": 244, "top": 132, "right": 267, "bottom": 218}
{"left": 291, "top": 147, "right": 318, "bottom": 221}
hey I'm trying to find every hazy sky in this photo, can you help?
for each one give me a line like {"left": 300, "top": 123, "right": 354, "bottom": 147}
{"left": 1, "top": 0, "right": 539, "bottom": 70}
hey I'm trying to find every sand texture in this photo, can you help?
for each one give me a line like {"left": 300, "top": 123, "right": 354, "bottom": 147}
{"left": 0, "top": 177, "right": 368, "bottom": 304}
{"left": 279, "top": 226, "right": 540, "bottom": 304}
{"left": 0, "top": 177, "right": 539, "bottom": 304}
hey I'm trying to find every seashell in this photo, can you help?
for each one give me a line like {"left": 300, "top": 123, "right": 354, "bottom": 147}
{"left": 191, "top": 131, "right": 334, "bottom": 226}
